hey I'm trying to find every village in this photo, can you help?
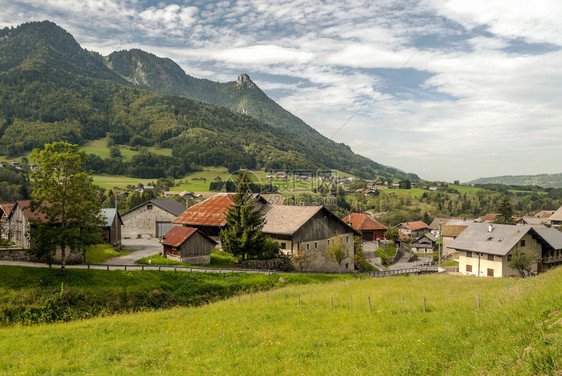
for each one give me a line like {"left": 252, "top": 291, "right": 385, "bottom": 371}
{"left": 2, "top": 172, "right": 562, "bottom": 278}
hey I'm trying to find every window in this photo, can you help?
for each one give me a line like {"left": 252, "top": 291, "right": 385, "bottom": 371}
{"left": 280, "top": 242, "right": 286, "bottom": 249}
{"left": 306, "top": 243, "right": 310, "bottom": 251}
{"left": 487, "top": 254, "right": 494, "bottom": 261}
{"left": 520, "top": 240, "right": 526, "bottom": 247}
{"left": 487, "top": 268, "right": 494, "bottom": 277}
{"left": 147, "top": 204, "right": 153, "bottom": 210}
{"left": 346, "top": 236, "right": 349, "bottom": 243}
{"left": 466, "top": 251, "right": 472, "bottom": 258}
{"left": 345, "top": 263, "right": 349, "bottom": 269}
{"left": 507, "top": 254, "right": 512, "bottom": 262}
{"left": 466, "top": 265, "right": 472, "bottom": 272}
{"left": 314, "top": 241, "right": 318, "bottom": 249}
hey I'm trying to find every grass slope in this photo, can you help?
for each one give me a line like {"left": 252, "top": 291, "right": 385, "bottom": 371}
{"left": 1, "top": 268, "right": 560, "bottom": 375}
{"left": 85, "top": 244, "right": 134, "bottom": 264}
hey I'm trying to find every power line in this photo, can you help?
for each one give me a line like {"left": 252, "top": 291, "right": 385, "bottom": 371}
{"left": 330, "top": 52, "right": 417, "bottom": 139}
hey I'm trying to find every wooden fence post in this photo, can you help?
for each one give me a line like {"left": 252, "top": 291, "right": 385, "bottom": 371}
{"left": 331, "top": 297, "right": 334, "bottom": 309}
{"left": 477, "top": 294, "right": 480, "bottom": 310}
{"left": 350, "top": 295, "right": 352, "bottom": 311}
{"left": 298, "top": 294, "right": 301, "bottom": 306}
{"left": 368, "top": 297, "right": 372, "bottom": 313}
{"left": 423, "top": 297, "right": 426, "bottom": 312}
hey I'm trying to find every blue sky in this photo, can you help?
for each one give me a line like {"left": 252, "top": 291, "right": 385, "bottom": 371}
{"left": 1, "top": 0, "right": 561, "bottom": 181}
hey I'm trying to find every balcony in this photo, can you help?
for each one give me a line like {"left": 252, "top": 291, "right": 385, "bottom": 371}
{"left": 544, "top": 254, "right": 562, "bottom": 263}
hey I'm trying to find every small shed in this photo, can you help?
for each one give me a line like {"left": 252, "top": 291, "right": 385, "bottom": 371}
{"left": 161, "top": 226, "right": 217, "bottom": 264}
{"left": 100, "top": 208, "right": 123, "bottom": 248}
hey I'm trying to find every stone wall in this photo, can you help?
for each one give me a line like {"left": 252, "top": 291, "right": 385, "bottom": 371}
{"left": 0, "top": 247, "right": 82, "bottom": 264}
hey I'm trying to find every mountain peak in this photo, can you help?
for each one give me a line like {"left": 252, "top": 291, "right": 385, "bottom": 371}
{"left": 236, "top": 73, "right": 255, "bottom": 88}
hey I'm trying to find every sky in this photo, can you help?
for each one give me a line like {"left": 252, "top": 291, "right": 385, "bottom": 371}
{"left": 1, "top": 0, "right": 561, "bottom": 182}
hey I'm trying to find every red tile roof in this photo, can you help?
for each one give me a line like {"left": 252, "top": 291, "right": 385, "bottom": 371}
{"left": 399, "top": 221, "right": 429, "bottom": 230}
{"left": 0, "top": 203, "right": 15, "bottom": 217}
{"left": 342, "top": 213, "right": 387, "bottom": 231}
{"left": 160, "top": 226, "right": 199, "bottom": 247}
{"left": 15, "top": 200, "right": 50, "bottom": 222}
{"left": 479, "top": 213, "right": 499, "bottom": 222}
{"left": 172, "top": 193, "right": 235, "bottom": 227}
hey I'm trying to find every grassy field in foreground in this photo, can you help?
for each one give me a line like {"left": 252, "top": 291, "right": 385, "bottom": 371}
{"left": 1, "top": 268, "right": 560, "bottom": 375}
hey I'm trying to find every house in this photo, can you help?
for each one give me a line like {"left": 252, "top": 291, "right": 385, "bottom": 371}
{"left": 342, "top": 213, "right": 387, "bottom": 241}
{"left": 6, "top": 200, "right": 81, "bottom": 262}
{"left": 396, "top": 221, "right": 429, "bottom": 239}
{"left": 100, "top": 208, "right": 123, "bottom": 248}
{"left": 517, "top": 216, "right": 551, "bottom": 228}
{"left": 0, "top": 203, "right": 15, "bottom": 241}
{"left": 160, "top": 226, "right": 217, "bottom": 264}
{"left": 449, "top": 223, "right": 562, "bottom": 277}
{"left": 163, "top": 191, "right": 203, "bottom": 200}
{"left": 550, "top": 206, "right": 562, "bottom": 227}
{"left": 391, "top": 183, "right": 400, "bottom": 189}
{"left": 535, "top": 210, "right": 555, "bottom": 219}
{"left": 429, "top": 186, "right": 438, "bottom": 191}
{"left": 428, "top": 217, "right": 451, "bottom": 236}
{"left": 172, "top": 193, "right": 269, "bottom": 238}
{"left": 121, "top": 198, "right": 187, "bottom": 238}
{"left": 262, "top": 205, "right": 357, "bottom": 273}
{"left": 534, "top": 227, "right": 562, "bottom": 270}
{"left": 411, "top": 233, "right": 437, "bottom": 253}
{"left": 441, "top": 219, "right": 475, "bottom": 255}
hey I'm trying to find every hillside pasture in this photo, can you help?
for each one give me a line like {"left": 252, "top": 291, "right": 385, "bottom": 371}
{"left": 0, "top": 267, "right": 560, "bottom": 375}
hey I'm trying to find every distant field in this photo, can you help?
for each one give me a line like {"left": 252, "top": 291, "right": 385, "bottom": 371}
{"left": 93, "top": 174, "right": 156, "bottom": 190}
{"left": 1, "top": 267, "right": 560, "bottom": 374}
{"left": 449, "top": 184, "right": 481, "bottom": 194}
{"left": 80, "top": 137, "right": 172, "bottom": 162}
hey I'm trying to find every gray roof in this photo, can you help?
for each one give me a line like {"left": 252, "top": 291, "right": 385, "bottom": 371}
{"left": 534, "top": 228, "right": 562, "bottom": 250}
{"left": 519, "top": 216, "right": 551, "bottom": 226}
{"left": 100, "top": 208, "right": 122, "bottom": 227}
{"left": 428, "top": 218, "right": 451, "bottom": 230}
{"left": 419, "top": 233, "right": 437, "bottom": 242}
{"left": 262, "top": 205, "right": 323, "bottom": 235}
{"left": 123, "top": 198, "right": 187, "bottom": 217}
{"left": 449, "top": 223, "right": 532, "bottom": 256}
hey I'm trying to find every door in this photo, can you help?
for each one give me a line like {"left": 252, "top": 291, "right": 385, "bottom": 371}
{"left": 537, "top": 261, "right": 542, "bottom": 273}
{"left": 363, "top": 231, "right": 374, "bottom": 241}
{"left": 487, "top": 268, "right": 494, "bottom": 277}
{"left": 156, "top": 221, "right": 175, "bottom": 237}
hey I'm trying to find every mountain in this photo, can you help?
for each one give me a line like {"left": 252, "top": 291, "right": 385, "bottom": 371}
{"left": 467, "top": 173, "right": 562, "bottom": 189}
{"left": 0, "top": 21, "right": 418, "bottom": 181}
{"left": 105, "top": 49, "right": 329, "bottom": 144}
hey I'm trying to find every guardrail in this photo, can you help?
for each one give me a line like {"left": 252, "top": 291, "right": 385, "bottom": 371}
{"left": 84, "top": 263, "right": 276, "bottom": 275}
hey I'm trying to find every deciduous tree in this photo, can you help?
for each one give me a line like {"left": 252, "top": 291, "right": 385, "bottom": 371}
{"left": 326, "top": 235, "right": 348, "bottom": 274}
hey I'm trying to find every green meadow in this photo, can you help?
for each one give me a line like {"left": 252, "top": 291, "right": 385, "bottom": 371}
{"left": 1, "top": 267, "right": 560, "bottom": 375}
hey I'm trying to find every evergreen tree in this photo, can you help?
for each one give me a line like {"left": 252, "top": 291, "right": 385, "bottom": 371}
{"left": 219, "top": 171, "right": 267, "bottom": 261}
{"left": 495, "top": 196, "right": 515, "bottom": 224}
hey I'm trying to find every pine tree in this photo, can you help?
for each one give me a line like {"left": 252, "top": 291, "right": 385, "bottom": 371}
{"left": 220, "top": 171, "right": 266, "bottom": 261}
{"left": 496, "top": 196, "right": 515, "bottom": 224}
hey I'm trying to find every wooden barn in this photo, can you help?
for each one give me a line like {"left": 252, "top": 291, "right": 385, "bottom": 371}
{"left": 160, "top": 226, "right": 217, "bottom": 264}
{"left": 262, "top": 205, "right": 358, "bottom": 273}
{"left": 100, "top": 208, "right": 123, "bottom": 248}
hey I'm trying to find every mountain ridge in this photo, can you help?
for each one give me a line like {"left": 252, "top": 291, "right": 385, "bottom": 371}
{"left": 0, "top": 21, "right": 418, "bottom": 181}
{"left": 467, "top": 173, "right": 562, "bottom": 188}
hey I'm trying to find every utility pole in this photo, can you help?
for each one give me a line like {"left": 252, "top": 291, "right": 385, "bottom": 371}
{"left": 438, "top": 219, "right": 442, "bottom": 266}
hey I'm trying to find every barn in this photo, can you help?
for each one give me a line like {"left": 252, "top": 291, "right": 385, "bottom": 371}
{"left": 121, "top": 198, "right": 187, "bottom": 238}
{"left": 160, "top": 226, "right": 217, "bottom": 264}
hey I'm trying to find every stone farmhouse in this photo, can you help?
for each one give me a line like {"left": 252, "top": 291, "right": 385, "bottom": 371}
{"left": 121, "top": 198, "right": 187, "bottom": 238}
{"left": 160, "top": 226, "right": 217, "bottom": 264}
{"left": 449, "top": 223, "right": 562, "bottom": 277}
{"left": 341, "top": 213, "right": 387, "bottom": 241}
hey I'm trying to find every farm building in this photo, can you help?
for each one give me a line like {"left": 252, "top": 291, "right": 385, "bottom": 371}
{"left": 0, "top": 203, "right": 15, "bottom": 241}
{"left": 550, "top": 206, "right": 562, "bottom": 227}
{"left": 342, "top": 213, "right": 387, "bottom": 241}
{"left": 100, "top": 208, "right": 123, "bottom": 248}
{"left": 441, "top": 219, "right": 475, "bottom": 255}
{"left": 121, "top": 198, "right": 187, "bottom": 238}
{"left": 411, "top": 233, "right": 437, "bottom": 253}
{"left": 449, "top": 223, "right": 562, "bottom": 277}
{"left": 160, "top": 226, "right": 217, "bottom": 264}
{"left": 172, "top": 193, "right": 269, "bottom": 238}
{"left": 262, "top": 205, "right": 357, "bottom": 273}
{"left": 396, "top": 221, "right": 429, "bottom": 239}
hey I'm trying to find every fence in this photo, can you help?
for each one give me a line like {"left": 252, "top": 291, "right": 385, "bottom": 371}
{"left": 370, "top": 266, "right": 438, "bottom": 277}
{"left": 84, "top": 263, "right": 277, "bottom": 275}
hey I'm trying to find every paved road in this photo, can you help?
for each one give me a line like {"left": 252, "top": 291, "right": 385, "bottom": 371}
{"left": 103, "top": 238, "right": 161, "bottom": 265}
{"left": 362, "top": 242, "right": 387, "bottom": 271}
{"left": 387, "top": 248, "right": 433, "bottom": 270}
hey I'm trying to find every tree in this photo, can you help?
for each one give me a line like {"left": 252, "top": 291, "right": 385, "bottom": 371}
{"left": 495, "top": 196, "right": 515, "bottom": 224}
{"left": 352, "top": 236, "right": 375, "bottom": 272}
{"left": 29, "top": 142, "right": 102, "bottom": 273}
{"left": 508, "top": 248, "right": 533, "bottom": 278}
{"left": 220, "top": 171, "right": 267, "bottom": 261}
{"left": 291, "top": 250, "right": 309, "bottom": 272}
{"left": 326, "top": 235, "right": 348, "bottom": 274}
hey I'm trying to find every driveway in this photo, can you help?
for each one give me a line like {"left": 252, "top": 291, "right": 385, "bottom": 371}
{"left": 362, "top": 242, "right": 387, "bottom": 271}
{"left": 103, "top": 238, "right": 162, "bottom": 265}
{"left": 387, "top": 248, "right": 433, "bottom": 270}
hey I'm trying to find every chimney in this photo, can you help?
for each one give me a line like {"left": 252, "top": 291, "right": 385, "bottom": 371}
{"left": 488, "top": 224, "right": 493, "bottom": 232}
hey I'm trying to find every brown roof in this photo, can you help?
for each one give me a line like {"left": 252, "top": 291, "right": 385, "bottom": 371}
{"left": 13, "top": 200, "right": 50, "bottom": 222}
{"left": 173, "top": 193, "right": 235, "bottom": 227}
{"left": 0, "top": 203, "right": 15, "bottom": 217}
{"left": 535, "top": 210, "right": 555, "bottom": 219}
{"left": 441, "top": 224, "right": 469, "bottom": 238}
{"left": 398, "top": 221, "right": 429, "bottom": 230}
{"left": 478, "top": 213, "right": 499, "bottom": 222}
{"left": 342, "top": 213, "right": 387, "bottom": 231}
{"left": 160, "top": 226, "right": 217, "bottom": 247}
